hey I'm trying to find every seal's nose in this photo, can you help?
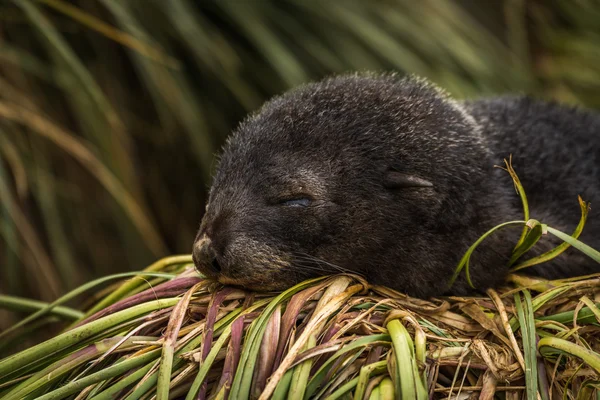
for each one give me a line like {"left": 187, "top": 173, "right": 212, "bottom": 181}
{"left": 192, "top": 235, "right": 221, "bottom": 276}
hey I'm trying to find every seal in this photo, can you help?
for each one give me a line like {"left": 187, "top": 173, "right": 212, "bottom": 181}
{"left": 192, "top": 73, "right": 600, "bottom": 298}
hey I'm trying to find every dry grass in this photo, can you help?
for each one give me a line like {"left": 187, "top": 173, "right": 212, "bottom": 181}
{"left": 0, "top": 255, "right": 599, "bottom": 399}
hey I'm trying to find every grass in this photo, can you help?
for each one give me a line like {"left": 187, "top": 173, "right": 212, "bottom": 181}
{"left": 450, "top": 158, "right": 598, "bottom": 289}
{"left": 1, "top": 257, "right": 599, "bottom": 399}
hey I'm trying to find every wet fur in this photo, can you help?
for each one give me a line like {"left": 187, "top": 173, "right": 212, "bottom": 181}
{"left": 193, "top": 73, "right": 600, "bottom": 299}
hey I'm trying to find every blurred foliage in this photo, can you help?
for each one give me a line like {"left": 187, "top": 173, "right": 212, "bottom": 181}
{"left": 0, "top": 0, "right": 599, "bottom": 317}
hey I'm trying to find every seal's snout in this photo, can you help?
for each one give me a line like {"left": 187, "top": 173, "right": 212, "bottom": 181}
{"left": 192, "top": 235, "right": 221, "bottom": 277}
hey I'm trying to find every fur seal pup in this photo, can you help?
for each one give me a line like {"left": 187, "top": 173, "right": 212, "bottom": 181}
{"left": 192, "top": 73, "right": 600, "bottom": 298}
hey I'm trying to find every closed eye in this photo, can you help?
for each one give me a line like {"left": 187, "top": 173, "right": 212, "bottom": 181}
{"left": 279, "top": 197, "right": 312, "bottom": 207}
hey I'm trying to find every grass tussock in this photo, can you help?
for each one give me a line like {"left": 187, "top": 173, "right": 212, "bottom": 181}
{"left": 0, "top": 256, "right": 599, "bottom": 399}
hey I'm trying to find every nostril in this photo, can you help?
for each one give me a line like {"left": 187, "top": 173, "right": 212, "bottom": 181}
{"left": 211, "top": 257, "right": 221, "bottom": 272}
{"left": 193, "top": 235, "right": 222, "bottom": 276}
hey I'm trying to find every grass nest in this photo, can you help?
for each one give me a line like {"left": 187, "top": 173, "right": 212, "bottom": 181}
{"left": 0, "top": 255, "right": 599, "bottom": 400}
{"left": 1, "top": 163, "right": 600, "bottom": 399}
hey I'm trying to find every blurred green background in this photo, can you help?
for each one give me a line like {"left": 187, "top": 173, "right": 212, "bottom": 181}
{"left": 1, "top": 0, "right": 599, "bottom": 317}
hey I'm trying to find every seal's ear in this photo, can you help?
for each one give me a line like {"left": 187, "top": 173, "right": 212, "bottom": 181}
{"left": 384, "top": 170, "right": 433, "bottom": 189}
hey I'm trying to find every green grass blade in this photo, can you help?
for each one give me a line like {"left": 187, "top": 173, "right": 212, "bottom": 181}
{"left": 324, "top": 376, "right": 360, "bottom": 400}
{"left": 229, "top": 276, "right": 328, "bottom": 399}
{"left": 272, "top": 369, "right": 294, "bottom": 400}
{"left": 538, "top": 337, "right": 600, "bottom": 374}
{"left": 157, "top": 283, "right": 200, "bottom": 400}
{"left": 0, "top": 271, "right": 177, "bottom": 342}
{"left": 288, "top": 335, "right": 317, "bottom": 399}
{"left": 498, "top": 157, "right": 530, "bottom": 250}
{"left": 85, "top": 255, "right": 192, "bottom": 316}
{"left": 184, "top": 296, "right": 267, "bottom": 400}
{"left": 387, "top": 319, "right": 427, "bottom": 399}
{"left": 305, "top": 334, "right": 391, "bottom": 398}
{"left": 508, "top": 220, "right": 545, "bottom": 267}
{"left": 514, "top": 290, "right": 539, "bottom": 400}
{"left": 126, "top": 302, "right": 252, "bottom": 400}
{"left": 378, "top": 377, "right": 395, "bottom": 400}
{"left": 0, "top": 295, "right": 83, "bottom": 320}
{"left": 34, "top": 349, "right": 161, "bottom": 400}
{"left": 4, "top": 336, "right": 155, "bottom": 399}
{"left": 353, "top": 360, "right": 388, "bottom": 400}
{"left": 184, "top": 321, "right": 233, "bottom": 400}
{"left": 579, "top": 296, "right": 600, "bottom": 324}
{"left": 0, "top": 298, "right": 178, "bottom": 379}
{"left": 261, "top": 278, "right": 363, "bottom": 399}
{"left": 287, "top": 277, "right": 356, "bottom": 398}
{"left": 88, "top": 362, "right": 155, "bottom": 400}
{"left": 449, "top": 220, "right": 525, "bottom": 288}
{"left": 546, "top": 226, "right": 600, "bottom": 263}
{"left": 513, "top": 196, "right": 590, "bottom": 271}
{"left": 537, "top": 303, "right": 600, "bottom": 325}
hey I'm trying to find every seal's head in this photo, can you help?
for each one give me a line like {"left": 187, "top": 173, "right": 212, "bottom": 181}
{"left": 193, "top": 74, "right": 514, "bottom": 298}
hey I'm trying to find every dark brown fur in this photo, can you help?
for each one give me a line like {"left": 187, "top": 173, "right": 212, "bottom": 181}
{"left": 193, "top": 73, "right": 600, "bottom": 298}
